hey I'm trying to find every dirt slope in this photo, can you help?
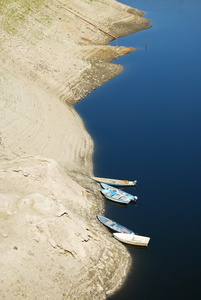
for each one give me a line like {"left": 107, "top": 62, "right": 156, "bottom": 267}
{"left": 0, "top": 1, "right": 150, "bottom": 298}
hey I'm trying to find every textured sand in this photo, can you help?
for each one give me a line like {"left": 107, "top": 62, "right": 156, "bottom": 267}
{"left": 0, "top": 0, "right": 150, "bottom": 298}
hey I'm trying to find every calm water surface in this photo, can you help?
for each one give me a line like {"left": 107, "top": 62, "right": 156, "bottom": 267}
{"left": 75, "top": 0, "right": 201, "bottom": 299}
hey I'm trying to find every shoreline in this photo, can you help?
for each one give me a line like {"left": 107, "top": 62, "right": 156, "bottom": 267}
{"left": 0, "top": 1, "right": 150, "bottom": 298}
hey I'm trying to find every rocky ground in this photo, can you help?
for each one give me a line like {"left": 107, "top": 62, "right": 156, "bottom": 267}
{"left": 0, "top": 0, "right": 150, "bottom": 298}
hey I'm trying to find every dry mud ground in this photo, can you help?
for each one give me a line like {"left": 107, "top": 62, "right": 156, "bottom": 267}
{"left": 0, "top": 0, "right": 150, "bottom": 299}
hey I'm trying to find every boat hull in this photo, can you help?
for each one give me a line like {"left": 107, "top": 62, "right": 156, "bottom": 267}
{"left": 92, "top": 176, "right": 137, "bottom": 187}
{"left": 97, "top": 215, "right": 134, "bottom": 234}
{"left": 100, "top": 183, "right": 137, "bottom": 204}
{"left": 113, "top": 232, "right": 150, "bottom": 247}
{"left": 101, "top": 189, "right": 132, "bottom": 204}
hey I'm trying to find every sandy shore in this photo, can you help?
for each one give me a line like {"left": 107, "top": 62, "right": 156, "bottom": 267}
{"left": 0, "top": 1, "right": 150, "bottom": 298}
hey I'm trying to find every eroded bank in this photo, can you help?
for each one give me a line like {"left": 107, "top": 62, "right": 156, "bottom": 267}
{"left": 0, "top": 1, "right": 150, "bottom": 298}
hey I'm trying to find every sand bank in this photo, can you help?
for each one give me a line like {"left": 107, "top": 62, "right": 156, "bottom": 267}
{"left": 0, "top": 0, "right": 150, "bottom": 298}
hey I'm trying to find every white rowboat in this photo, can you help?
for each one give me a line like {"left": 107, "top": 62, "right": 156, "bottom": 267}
{"left": 113, "top": 232, "right": 150, "bottom": 247}
{"left": 92, "top": 176, "right": 137, "bottom": 187}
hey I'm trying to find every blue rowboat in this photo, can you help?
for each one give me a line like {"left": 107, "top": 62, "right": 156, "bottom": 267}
{"left": 100, "top": 183, "right": 138, "bottom": 204}
{"left": 97, "top": 215, "right": 134, "bottom": 234}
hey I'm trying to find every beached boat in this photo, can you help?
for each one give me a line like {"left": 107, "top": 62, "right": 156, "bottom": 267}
{"left": 92, "top": 176, "right": 137, "bottom": 187}
{"left": 97, "top": 215, "right": 134, "bottom": 234}
{"left": 100, "top": 183, "right": 138, "bottom": 204}
{"left": 113, "top": 232, "right": 150, "bottom": 247}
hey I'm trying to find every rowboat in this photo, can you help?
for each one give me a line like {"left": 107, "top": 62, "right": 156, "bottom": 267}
{"left": 113, "top": 232, "right": 150, "bottom": 247}
{"left": 91, "top": 176, "right": 137, "bottom": 187}
{"left": 100, "top": 183, "right": 138, "bottom": 204}
{"left": 97, "top": 215, "right": 134, "bottom": 234}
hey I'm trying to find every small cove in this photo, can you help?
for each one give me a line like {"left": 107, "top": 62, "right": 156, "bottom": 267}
{"left": 75, "top": 0, "right": 201, "bottom": 299}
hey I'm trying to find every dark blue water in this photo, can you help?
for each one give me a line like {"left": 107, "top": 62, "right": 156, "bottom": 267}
{"left": 75, "top": 0, "right": 201, "bottom": 299}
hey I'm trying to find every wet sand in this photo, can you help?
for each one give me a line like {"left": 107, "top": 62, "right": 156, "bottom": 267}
{"left": 0, "top": 0, "right": 150, "bottom": 298}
